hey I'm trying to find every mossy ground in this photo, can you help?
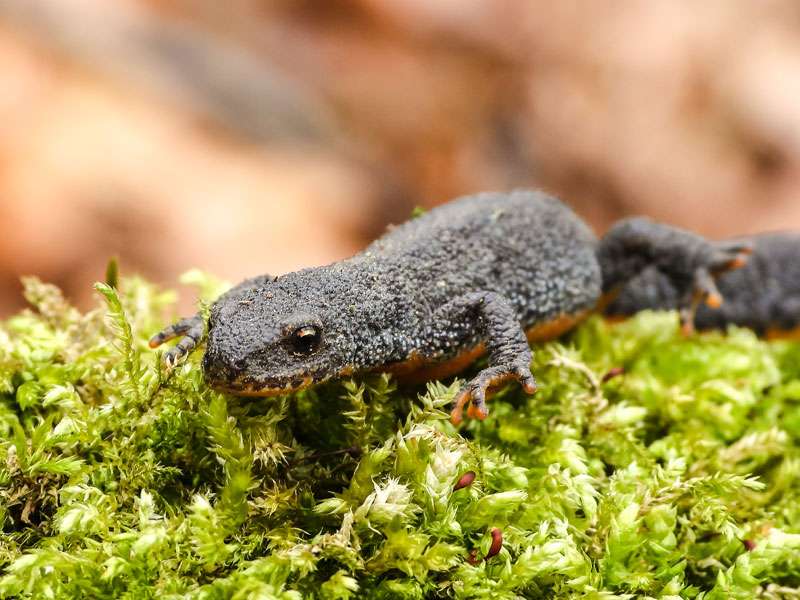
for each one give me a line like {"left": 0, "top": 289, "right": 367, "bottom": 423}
{"left": 0, "top": 273, "right": 799, "bottom": 599}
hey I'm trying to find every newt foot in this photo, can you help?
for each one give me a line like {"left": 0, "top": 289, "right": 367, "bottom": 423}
{"left": 450, "top": 362, "right": 537, "bottom": 425}
{"left": 149, "top": 314, "right": 205, "bottom": 367}
{"left": 680, "top": 241, "right": 753, "bottom": 334}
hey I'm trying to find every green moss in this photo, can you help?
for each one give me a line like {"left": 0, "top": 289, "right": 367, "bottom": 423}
{"left": 0, "top": 274, "right": 799, "bottom": 599}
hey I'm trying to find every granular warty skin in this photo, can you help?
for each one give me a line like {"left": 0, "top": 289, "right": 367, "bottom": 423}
{"left": 595, "top": 216, "right": 754, "bottom": 332}
{"left": 606, "top": 232, "right": 800, "bottom": 336}
{"left": 199, "top": 190, "right": 600, "bottom": 421}
{"left": 151, "top": 189, "right": 750, "bottom": 423}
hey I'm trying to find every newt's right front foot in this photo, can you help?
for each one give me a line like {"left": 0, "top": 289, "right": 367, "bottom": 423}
{"left": 149, "top": 314, "right": 204, "bottom": 367}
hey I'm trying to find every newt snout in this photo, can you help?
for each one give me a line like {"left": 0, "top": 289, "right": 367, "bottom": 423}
{"left": 202, "top": 344, "right": 317, "bottom": 396}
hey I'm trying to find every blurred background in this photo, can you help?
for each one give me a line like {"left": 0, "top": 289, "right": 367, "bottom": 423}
{"left": 2, "top": 0, "right": 800, "bottom": 316}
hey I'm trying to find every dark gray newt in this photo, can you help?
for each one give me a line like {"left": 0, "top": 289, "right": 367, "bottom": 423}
{"left": 150, "top": 190, "right": 749, "bottom": 423}
{"left": 606, "top": 231, "right": 800, "bottom": 338}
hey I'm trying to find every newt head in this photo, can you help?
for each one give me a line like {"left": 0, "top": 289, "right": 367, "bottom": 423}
{"left": 202, "top": 281, "right": 348, "bottom": 396}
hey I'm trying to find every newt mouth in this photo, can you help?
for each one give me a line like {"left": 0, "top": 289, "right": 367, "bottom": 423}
{"left": 204, "top": 363, "right": 354, "bottom": 397}
{"left": 208, "top": 375, "right": 315, "bottom": 397}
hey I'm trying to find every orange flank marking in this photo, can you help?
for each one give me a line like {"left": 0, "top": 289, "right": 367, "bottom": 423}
{"left": 525, "top": 310, "right": 590, "bottom": 342}
{"left": 766, "top": 325, "right": 800, "bottom": 341}
{"left": 386, "top": 345, "right": 487, "bottom": 384}
{"left": 594, "top": 289, "right": 622, "bottom": 314}
{"left": 388, "top": 311, "right": 588, "bottom": 386}
{"left": 603, "top": 314, "right": 629, "bottom": 324}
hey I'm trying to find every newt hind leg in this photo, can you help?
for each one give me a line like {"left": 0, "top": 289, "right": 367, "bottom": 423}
{"left": 597, "top": 218, "right": 752, "bottom": 334}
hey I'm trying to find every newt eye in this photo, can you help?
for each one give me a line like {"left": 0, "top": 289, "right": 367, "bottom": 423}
{"left": 287, "top": 325, "right": 322, "bottom": 355}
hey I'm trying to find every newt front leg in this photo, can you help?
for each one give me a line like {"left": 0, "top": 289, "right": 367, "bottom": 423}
{"left": 148, "top": 314, "right": 205, "bottom": 367}
{"left": 430, "top": 291, "right": 536, "bottom": 425}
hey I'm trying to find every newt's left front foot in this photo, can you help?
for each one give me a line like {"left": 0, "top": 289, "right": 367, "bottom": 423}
{"left": 433, "top": 291, "right": 537, "bottom": 425}
{"left": 433, "top": 291, "right": 536, "bottom": 425}
{"left": 450, "top": 361, "right": 537, "bottom": 424}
